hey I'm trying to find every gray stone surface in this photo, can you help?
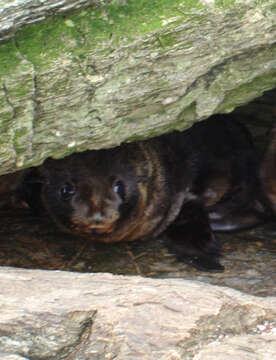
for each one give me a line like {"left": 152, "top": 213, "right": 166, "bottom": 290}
{"left": 0, "top": 0, "right": 275, "bottom": 174}
{"left": 0, "top": 268, "right": 275, "bottom": 359}
{"left": 0, "top": 0, "right": 103, "bottom": 41}
{"left": 194, "top": 334, "right": 276, "bottom": 360}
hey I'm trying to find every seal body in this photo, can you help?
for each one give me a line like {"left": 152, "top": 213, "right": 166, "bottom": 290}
{"left": 260, "top": 123, "right": 276, "bottom": 213}
{"left": 24, "top": 116, "right": 265, "bottom": 271}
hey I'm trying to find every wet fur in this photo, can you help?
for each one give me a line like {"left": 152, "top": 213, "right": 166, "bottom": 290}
{"left": 22, "top": 116, "right": 266, "bottom": 271}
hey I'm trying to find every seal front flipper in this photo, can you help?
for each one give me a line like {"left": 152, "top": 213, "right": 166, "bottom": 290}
{"left": 166, "top": 199, "right": 224, "bottom": 272}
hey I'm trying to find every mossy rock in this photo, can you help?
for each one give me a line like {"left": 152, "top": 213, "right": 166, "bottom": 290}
{"left": 0, "top": 0, "right": 276, "bottom": 175}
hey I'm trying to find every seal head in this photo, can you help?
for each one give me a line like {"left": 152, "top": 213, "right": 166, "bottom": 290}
{"left": 37, "top": 142, "right": 177, "bottom": 243}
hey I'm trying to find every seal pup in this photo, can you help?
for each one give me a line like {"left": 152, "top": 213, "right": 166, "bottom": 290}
{"left": 23, "top": 116, "right": 265, "bottom": 271}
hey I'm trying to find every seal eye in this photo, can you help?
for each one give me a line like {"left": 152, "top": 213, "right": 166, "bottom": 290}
{"left": 113, "top": 180, "right": 125, "bottom": 200}
{"left": 60, "top": 183, "right": 76, "bottom": 201}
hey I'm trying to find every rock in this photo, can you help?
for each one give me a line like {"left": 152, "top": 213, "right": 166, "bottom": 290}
{"left": 0, "top": 268, "right": 275, "bottom": 359}
{"left": 194, "top": 333, "right": 276, "bottom": 360}
{"left": 0, "top": 0, "right": 103, "bottom": 42}
{"left": 0, "top": 1, "right": 275, "bottom": 174}
{"left": 0, "top": 355, "right": 29, "bottom": 360}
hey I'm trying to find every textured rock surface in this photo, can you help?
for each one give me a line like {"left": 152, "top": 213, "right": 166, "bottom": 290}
{"left": 0, "top": 0, "right": 275, "bottom": 174}
{"left": 0, "top": 0, "right": 106, "bottom": 41}
{"left": 0, "top": 268, "right": 275, "bottom": 359}
{"left": 194, "top": 333, "right": 276, "bottom": 360}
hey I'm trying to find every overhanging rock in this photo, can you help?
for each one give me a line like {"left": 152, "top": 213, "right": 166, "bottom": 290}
{"left": 0, "top": 0, "right": 276, "bottom": 175}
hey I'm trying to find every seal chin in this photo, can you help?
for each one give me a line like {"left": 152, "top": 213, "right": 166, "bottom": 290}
{"left": 89, "top": 224, "right": 115, "bottom": 235}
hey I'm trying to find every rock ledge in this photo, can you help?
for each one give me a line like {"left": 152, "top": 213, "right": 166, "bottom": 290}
{"left": 0, "top": 268, "right": 275, "bottom": 359}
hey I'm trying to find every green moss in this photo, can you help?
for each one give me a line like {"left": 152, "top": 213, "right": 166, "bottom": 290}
{"left": 0, "top": 42, "right": 21, "bottom": 75}
{"left": 13, "top": 80, "right": 34, "bottom": 99}
{"left": 216, "top": 70, "right": 276, "bottom": 113}
{"left": 215, "top": 0, "right": 237, "bottom": 8}
{"left": 0, "top": 0, "right": 204, "bottom": 75}
{"left": 12, "top": 128, "right": 28, "bottom": 152}
{"left": 0, "top": 114, "right": 11, "bottom": 123}
{"left": 0, "top": 118, "right": 12, "bottom": 131}
{"left": 13, "top": 16, "right": 83, "bottom": 70}
{"left": 156, "top": 33, "right": 178, "bottom": 49}
{"left": 0, "top": 0, "right": 269, "bottom": 77}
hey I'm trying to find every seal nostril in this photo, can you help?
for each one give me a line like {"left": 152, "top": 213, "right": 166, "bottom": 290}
{"left": 91, "top": 212, "right": 104, "bottom": 225}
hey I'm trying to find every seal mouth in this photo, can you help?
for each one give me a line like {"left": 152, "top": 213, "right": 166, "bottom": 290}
{"left": 88, "top": 223, "right": 115, "bottom": 235}
{"left": 71, "top": 212, "right": 119, "bottom": 236}
{"left": 70, "top": 221, "right": 116, "bottom": 236}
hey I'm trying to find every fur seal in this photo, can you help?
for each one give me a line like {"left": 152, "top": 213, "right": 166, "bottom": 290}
{"left": 22, "top": 116, "right": 266, "bottom": 271}
{"left": 260, "top": 122, "right": 276, "bottom": 213}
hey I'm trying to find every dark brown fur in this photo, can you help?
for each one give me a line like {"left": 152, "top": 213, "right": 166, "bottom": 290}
{"left": 34, "top": 140, "right": 184, "bottom": 244}
{"left": 0, "top": 170, "right": 30, "bottom": 209}
{"left": 21, "top": 116, "right": 266, "bottom": 271}
{"left": 260, "top": 123, "right": 276, "bottom": 213}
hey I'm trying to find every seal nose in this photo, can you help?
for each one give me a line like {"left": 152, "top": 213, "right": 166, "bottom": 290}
{"left": 91, "top": 212, "right": 104, "bottom": 225}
